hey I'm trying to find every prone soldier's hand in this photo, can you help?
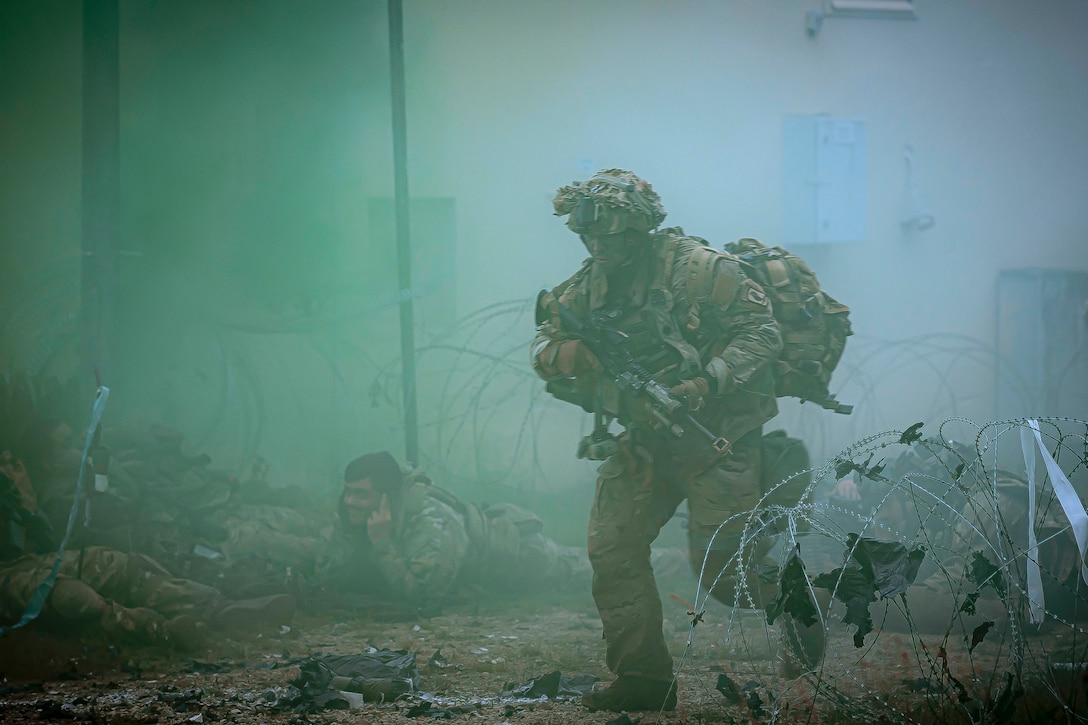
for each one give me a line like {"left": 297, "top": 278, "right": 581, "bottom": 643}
{"left": 668, "top": 376, "right": 711, "bottom": 411}
{"left": 553, "top": 340, "right": 602, "bottom": 376}
{"left": 367, "top": 493, "right": 394, "bottom": 544}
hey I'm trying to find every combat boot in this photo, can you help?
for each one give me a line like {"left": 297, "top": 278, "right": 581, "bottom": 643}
{"left": 162, "top": 614, "right": 206, "bottom": 651}
{"left": 105, "top": 604, "right": 167, "bottom": 643}
{"left": 210, "top": 593, "right": 296, "bottom": 632}
{"left": 105, "top": 605, "right": 209, "bottom": 651}
{"left": 582, "top": 675, "right": 678, "bottom": 712}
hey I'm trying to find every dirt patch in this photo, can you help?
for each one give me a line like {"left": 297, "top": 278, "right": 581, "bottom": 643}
{"left": 0, "top": 585, "right": 1083, "bottom": 724}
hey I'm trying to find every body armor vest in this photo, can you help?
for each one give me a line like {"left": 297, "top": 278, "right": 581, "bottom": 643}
{"left": 590, "top": 233, "right": 719, "bottom": 385}
{"left": 589, "top": 301, "right": 683, "bottom": 378}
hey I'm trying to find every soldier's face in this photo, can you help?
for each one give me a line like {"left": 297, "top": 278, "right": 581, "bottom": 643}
{"left": 342, "top": 476, "right": 382, "bottom": 516}
{"left": 582, "top": 232, "right": 634, "bottom": 270}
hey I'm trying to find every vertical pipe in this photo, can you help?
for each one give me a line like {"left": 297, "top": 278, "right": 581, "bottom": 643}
{"left": 388, "top": 0, "right": 419, "bottom": 465}
{"left": 81, "top": 0, "right": 119, "bottom": 400}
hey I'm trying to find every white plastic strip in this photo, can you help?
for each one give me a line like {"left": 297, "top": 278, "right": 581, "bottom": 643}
{"left": 1029, "top": 420, "right": 1088, "bottom": 587}
{"left": 1020, "top": 425, "right": 1045, "bottom": 624}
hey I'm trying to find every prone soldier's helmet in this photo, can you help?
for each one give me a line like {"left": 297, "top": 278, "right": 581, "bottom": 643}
{"left": 552, "top": 169, "right": 667, "bottom": 236}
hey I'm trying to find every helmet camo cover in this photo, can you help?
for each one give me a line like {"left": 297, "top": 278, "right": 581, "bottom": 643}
{"left": 553, "top": 168, "right": 667, "bottom": 234}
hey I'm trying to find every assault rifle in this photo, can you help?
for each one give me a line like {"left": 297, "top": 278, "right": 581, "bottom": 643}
{"left": 552, "top": 301, "right": 730, "bottom": 457}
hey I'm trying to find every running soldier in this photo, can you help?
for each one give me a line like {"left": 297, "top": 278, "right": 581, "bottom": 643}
{"left": 532, "top": 169, "right": 823, "bottom": 712}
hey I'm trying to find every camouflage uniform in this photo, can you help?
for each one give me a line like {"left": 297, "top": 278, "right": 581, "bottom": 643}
{"left": 325, "top": 466, "right": 588, "bottom": 605}
{"left": 0, "top": 546, "right": 225, "bottom": 641}
{"left": 191, "top": 503, "right": 329, "bottom": 600}
{"left": 32, "top": 421, "right": 328, "bottom": 602}
{"left": 533, "top": 171, "right": 782, "bottom": 682}
{"left": 0, "top": 454, "right": 295, "bottom": 645}
{"left": 913, "top": 468, "right": 1088, "bottom": 627}
{"left": 846, "top": 441, "right": 1088, "bottom": 630}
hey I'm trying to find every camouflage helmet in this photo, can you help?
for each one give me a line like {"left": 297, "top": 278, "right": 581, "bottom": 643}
{"left": 552, "top": 169, "right": 667, "bottom": 235}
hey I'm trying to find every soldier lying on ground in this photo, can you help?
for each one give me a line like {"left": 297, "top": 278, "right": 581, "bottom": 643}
{"left": 22, "top": 418, "right": 326, "bottom": 604}
{"left": 319, "top": 451, "right": 594, "bottom": 609}
{"left": 830, "top": 439, "right": 1088, "bottom": 633}
{"left": 24, "top": 418, "right": 665, "bottom": 618}
{"left": 0, "top": 447, "right": 296, "bottom": 649}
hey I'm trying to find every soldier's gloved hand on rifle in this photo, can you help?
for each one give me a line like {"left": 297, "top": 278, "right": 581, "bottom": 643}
{"left": 668, "top": 376, "right": 712, "bottom": 411}
{"left": 538, "top": 339, "right": 602, "bottom": 377}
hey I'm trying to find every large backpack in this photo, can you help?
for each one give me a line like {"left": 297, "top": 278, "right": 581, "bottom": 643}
{"left": 723, "top": 237, "right": 853, "bottom": 414}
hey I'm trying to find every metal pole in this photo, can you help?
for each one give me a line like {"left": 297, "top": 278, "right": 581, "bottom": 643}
{"left": 81, "top": 0, "right": 119, "bottom": 401}
{"left": 388, "top": 0, "right": 419, "bottom": 465}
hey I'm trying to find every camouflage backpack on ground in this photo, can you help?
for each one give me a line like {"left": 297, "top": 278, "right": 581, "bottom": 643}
{"left": 723, "top": 237, "right": 853, "bottom": 414}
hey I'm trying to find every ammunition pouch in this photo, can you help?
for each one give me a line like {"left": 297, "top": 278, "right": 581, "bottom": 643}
{"left": 760, "top": 429, "right": 813, "bottom": 533}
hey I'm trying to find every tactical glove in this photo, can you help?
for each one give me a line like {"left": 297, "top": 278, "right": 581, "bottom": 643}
{"left": 668, "top": 376, "right": 711, "bottom": 410}
{"left": 551, "top": 340, "right": 602, "bottom": 376}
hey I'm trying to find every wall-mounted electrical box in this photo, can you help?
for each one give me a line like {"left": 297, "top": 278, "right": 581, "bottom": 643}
{"left": 783, "top": 115, "right": 866, "bottom": 245}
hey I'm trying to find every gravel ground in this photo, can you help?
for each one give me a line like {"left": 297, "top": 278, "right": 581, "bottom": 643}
{"left": 0, "top": 584, "right": 1083, "bottom": 724}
